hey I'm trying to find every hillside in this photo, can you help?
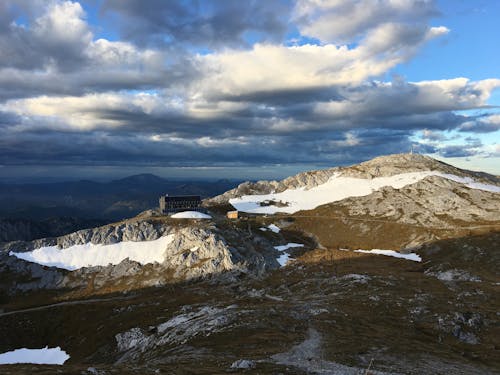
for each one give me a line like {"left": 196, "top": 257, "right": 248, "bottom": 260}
{"left": 207, "top": 154, "right": 499, "bottom": 206}
{"left": 0, "top": 153, "right": 499, "bottom": 374}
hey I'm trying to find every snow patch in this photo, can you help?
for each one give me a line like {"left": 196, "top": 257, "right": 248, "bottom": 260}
{"left": 267, "top": 224, "right": 281, "bottom": 233}
{"left": 260, "top": 224, "right": 281, "bottom": 233}
{"left": 274, "top": 243, "right": 304, "bottom": 252}
{"left": 9, "top": 235, "right": 175, "bottom": 271}
{"left": 0, "top": 347, "right": 69, "bottom": 365}
{"left": 229, "top": 171, "right": 500, "bottom": 214}
{"left": 171, "top": 211, "right": 212, "bottom": 219}
{"left": 354, "top": 249, "right": 421, "bottom": 262}
{"left": 274, "top": 243, "right": 304, "bottom": 267}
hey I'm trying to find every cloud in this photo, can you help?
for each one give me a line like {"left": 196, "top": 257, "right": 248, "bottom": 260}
{"left": 0, "top": 1, "right": 196, "bottom": 100}
{"left": 459, "top": 114, "right": 500, "bottom": 133}
{"left": 0, "top": 0, "right": 497, "bottom": 175}
{"left": 193, "top": 24, "right": 447, "bottom": 101}
{"left": 101, "top": 0, "right": 290, "bottom": 48}
{"left": 293, "top": 0, "right": 439, "bottom": 44}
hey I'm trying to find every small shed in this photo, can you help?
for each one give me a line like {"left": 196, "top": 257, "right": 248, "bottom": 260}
{"left": 227, "top": 210, "right": 239, "bottom": 219}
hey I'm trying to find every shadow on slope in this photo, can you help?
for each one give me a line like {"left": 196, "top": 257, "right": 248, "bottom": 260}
{"left": 0, "top": 232, "right": 498, "bottom": 374}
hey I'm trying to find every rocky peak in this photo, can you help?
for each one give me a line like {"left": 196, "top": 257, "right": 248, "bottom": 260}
{"left": 207, "top": 153, "right": 499, "bottom": 205}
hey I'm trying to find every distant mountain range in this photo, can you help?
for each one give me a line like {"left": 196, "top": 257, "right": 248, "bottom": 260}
{"left": 0, "top": 174, "right": 240, "bottom": 241}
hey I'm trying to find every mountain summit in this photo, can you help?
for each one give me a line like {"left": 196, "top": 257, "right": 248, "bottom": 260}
{"left": 208, "top": 153, "right": 500, "bottom": 206}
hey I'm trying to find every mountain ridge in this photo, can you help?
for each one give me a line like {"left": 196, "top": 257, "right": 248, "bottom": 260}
{"left": 207, "top": 153, "right": 500, "bottom": 205}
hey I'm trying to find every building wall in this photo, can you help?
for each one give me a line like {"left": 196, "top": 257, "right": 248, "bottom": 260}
{"left": 159, "top": 195, "right": 202, "bottom": 214}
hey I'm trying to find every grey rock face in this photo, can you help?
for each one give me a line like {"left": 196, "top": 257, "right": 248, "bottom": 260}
{"left": 330, "top": 177, "right": 500, "bottom": 228}
{"left": 437, "top": 312, "right": 483, "bottom": 345}
{"left": 1, "top": 219, "right": 279, "bottom": 294}
{"left": 115, "top": 305, "right": 241, "bottom": 363}
{"left": 57, "top": 220, "right": 169, "bottom": 248}
{"left": 116, "top": 327, "right": 149, "bottom": 352}
{"left": 230, "top": 359, "right": 256, "bottom": 369}
{"left": 0, "top": 220, "right": 169, "bottom": 254}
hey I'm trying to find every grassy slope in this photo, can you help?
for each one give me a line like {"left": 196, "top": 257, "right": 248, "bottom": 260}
{"left": 0, "top": 230, "right": 498, "bottom": 374}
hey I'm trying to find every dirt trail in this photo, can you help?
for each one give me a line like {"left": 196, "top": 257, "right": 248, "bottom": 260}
{"left": 0, "top": 294, "right": 134, "bottom": 318}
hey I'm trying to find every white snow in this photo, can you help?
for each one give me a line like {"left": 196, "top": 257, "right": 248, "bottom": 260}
{"left": 267, "top": 224, "right": 281, "bottom": 233}
{"left": 274, "top": 243, "right": 304, "bottom": 251}
{"left": 170, "top": 211, "right": 212, "bottom": 219}
{"left": 436, "top": 173, "right": 500, "bottom": 193}
{"left": 354, "top": 249, "right": 422, "bottom": 262}
{"left": 9, "top": 234, "right": 175, "bottom": 271}
{"left": 274, "top": 243, "right": 304, "bottom": 267}
{"left": 229, "top": 171, "right": 500, "bottom": 214}
{"left": 0, "top": 347, "right": 69, "bottom": 365}
{"left": 276, "top": 252, "right": 292, "bottom": 267}
{"left": 259, "top": 224, "right": 281, "bottom": 233}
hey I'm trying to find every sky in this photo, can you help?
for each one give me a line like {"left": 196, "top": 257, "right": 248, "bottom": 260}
{"left": 0, "top": 0, "right": 499, "bottom": 182}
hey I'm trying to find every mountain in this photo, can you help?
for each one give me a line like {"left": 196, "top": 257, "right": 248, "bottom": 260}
{"left": 0, "top": 217, "right": 107, "bottom": 242}
{"left": 112, "top": 173, "right": 167, "bottom": 185}
{"left": 208, "top": 153, "right": 500, "bottom": 249}
{"left": 0, "top": 175, "right": 241, "bottom": 238}
{"left": 0, "top": 154, "right": 499, "bottom": 374}
{"left": 208, "top": 153, "right": 499, "bottom": 205}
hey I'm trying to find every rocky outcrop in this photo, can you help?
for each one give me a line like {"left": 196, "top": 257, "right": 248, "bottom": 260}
{"left": 0, "top": 220, "right": 170, "bottom": 254}
{"left": 322, "top": 176, "right": 500, "bottom": 228}
{"left": 115, "top": 304, "right": 241, "bottom": 363}
{"left": 0, "top": 219, "right": 279, "bottom": 294}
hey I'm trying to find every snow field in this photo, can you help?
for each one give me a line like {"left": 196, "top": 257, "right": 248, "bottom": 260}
{"left": 10, "top": 234, "right": 175, "bottom": 271}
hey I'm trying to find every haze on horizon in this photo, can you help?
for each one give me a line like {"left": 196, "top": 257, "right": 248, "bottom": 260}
{"left": 0, "top": 0, "right": 499, "bottom": 182}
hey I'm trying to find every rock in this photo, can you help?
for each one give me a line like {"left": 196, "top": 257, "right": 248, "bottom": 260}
{"left": 116, "top": 305, "right": 241, "bottom": 363}
{"left": 426, "top": 269, "right": 481, "bottom": 282}
{"left": 116, "top": 327, "right": 149, "bottom": 352}
{"left": 230, "top": 359, "right": 256, "bottom": 369}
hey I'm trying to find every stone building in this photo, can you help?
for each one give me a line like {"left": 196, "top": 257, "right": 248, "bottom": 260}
{"left": 159, "top": 195, "right": 202, "bottom": 214}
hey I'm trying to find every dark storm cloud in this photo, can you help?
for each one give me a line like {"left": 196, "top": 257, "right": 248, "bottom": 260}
{"left": 438, "top": 145, "right": 478, "bottom": 158}
{"left": 0, "top": 0, "right": 497, "bottom": 178}
{"left": 100, "top": 0, "right": 291, "bottom": 48}
{"left": 0, "top": 62, "right": 197, "bottom": 101}
{"left": 458, "top": 118, "right": 500, "bottom": 133}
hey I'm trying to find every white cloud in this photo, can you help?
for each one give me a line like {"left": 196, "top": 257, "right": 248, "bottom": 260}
{"left": 33, "top": 1, "right": 92, "bottom": 47}
{"left": 314, "top": 78, "right": 500, "bottom": 120}
{"left": 293, "top": 0, "right": 439, "bottom": 44}
{"left": 2, "top": 92, "right": 177, "bottom": 131}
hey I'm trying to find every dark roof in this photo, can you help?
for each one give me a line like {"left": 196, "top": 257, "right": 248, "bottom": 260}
{"left": 162, "top": 195, "right": 201, "bottom": 202}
